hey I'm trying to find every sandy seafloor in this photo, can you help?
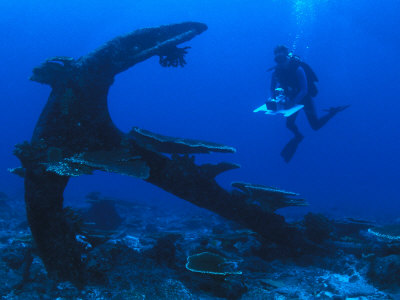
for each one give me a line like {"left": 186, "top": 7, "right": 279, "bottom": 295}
{"left": 0, "top": 191, "right": 399, "bottom": 300}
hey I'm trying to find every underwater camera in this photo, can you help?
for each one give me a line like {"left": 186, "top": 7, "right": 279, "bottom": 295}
{"left": 266, "top": 99, "right": 279, "bottom": 111}
{"left": 266, "top": 88, "right": 288, "bottom": 111}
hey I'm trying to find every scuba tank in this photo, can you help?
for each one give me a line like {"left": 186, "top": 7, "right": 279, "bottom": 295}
{"left": 288, "top": 53, "right": 319, "bottom": 97}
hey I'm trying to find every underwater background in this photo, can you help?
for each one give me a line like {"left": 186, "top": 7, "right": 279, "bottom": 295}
{"left": 0, "top": 0, "right": 399, "bottom": 222}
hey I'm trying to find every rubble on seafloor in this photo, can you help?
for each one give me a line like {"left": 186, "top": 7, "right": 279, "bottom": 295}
{"left": 0, "top": 192, "right": 399, "bottom": 299}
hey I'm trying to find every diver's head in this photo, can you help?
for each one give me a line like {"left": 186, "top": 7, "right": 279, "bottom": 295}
{"left": 273, "top": 45, "right": 289, "bottom": 65}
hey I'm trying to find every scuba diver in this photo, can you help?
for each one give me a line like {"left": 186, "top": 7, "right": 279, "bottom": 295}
{"left": 269, "top": 45, "right": 350, "bottom": 162}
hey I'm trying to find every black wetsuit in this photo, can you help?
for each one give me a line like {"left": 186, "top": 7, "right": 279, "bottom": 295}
{"left": 271, "top": 59, "right": 334, "bottom": 136}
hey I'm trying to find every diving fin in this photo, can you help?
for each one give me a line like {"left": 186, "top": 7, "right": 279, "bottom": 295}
{"left": 323, "top": 104, "right": 351, "bottom": 115}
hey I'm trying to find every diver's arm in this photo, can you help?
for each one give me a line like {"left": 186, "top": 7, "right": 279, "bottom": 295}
{"left": 292, "top": 67, "right": 308, "bottom": 104}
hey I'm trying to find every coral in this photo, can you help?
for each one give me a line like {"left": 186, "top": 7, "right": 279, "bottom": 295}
{"left": 43, "top": 150, "right": 150, "bottom": 178}
{"left": 129, "top": 126, "right": 236, "bottom": 154}
{"left": 232, "top": 181, "right": 308, "bottom": 212}
{"left": 368, "top": 224, "right": 400, "bottom": 240}
{"left": 42, "top": 161, "right": 93, "bottom": 176}
{"left": 158, "top": 46, "right": 191, "bottom": 67}
{"left": 185, "top": 252, "right": 242, "bottom": 275}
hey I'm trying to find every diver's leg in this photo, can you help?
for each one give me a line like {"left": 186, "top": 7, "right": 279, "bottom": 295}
{"left": 303, "top": 96, "right": 344, "bottom": 131}
{"left": 286, "top": 112, "right": 303, "bottom": 137}
{"left": 281, "top": 112, "right": 304, "bottom": 163}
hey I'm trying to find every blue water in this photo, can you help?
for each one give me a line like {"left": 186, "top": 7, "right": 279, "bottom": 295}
{"left": 1, "top": 0, "right": 399, "bottom": 221}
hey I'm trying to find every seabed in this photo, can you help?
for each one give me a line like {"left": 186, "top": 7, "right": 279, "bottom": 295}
{"left": 0, "top": 192, "right": 399, "bottom": 300}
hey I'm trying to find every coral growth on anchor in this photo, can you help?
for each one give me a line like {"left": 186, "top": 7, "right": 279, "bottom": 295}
{"left": 158, "top": 45, "right": 191, "bottom": 67}
{"left": 129, "top": 126, "right": 236, "bottom": 154}
{"left": 44, "top": 150, "right": 150, "bottom": 178}
{"left": 232, "top": 181, "right": 308, "bottom": 212}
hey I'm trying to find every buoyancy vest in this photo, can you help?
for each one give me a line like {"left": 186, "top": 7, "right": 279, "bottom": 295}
{"left": 274, "top": 56, "right": 319, "bottom": 98}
